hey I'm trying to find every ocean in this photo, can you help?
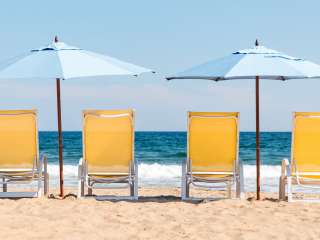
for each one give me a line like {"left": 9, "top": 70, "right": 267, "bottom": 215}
{"left": 39, "top": 131, "right": 292, "bottom": 192}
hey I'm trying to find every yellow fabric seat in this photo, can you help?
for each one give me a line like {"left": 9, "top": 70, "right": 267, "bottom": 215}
{"left": 0, "top": 110, "right": 37, "bottom": 170}
{"left": 78, "top": 109, "right": 138, "bottom": 199}
{"left": 181, "top": 112, "right": 244, "bottom": 200}
{"left": 279, "top": 112, "right": 320, "bottom": 202}
{"left": 0, "top": 110, "right": 48, "bottom": 198}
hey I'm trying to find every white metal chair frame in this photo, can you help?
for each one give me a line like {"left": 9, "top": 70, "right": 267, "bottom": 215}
{"left": 279, "top": 114, "right": 320, "bottom": 202}
{"left": 78, "top": 112, "right": 138, "bottom": 200}
{"left": 181, "top": 114, "right": 245, "bottom": 200}
{"left": 0, "top": 112, "right": 49, "bottom": 198}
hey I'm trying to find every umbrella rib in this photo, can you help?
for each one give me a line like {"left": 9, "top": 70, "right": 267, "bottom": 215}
{"left": 223, "top": 54, "right": 249, "bottom": 79}
{"left": 280, "top": 58, "right": 320, "bottom": 79}
{"left": 0, "top": 51, "right": 33, "bottom": 71}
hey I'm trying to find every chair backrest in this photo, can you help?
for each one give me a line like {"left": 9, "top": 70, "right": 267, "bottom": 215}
{"left": 292, "top": 112, "right": 320, "bottom": 174}
{"left": 188, "top": 112, "right": 239, "bottom": 173}
{"left": 83, "top": 109, "right": 134, "bottom": 174}
{"left": 0, "top": 110, "right": 38, "bottom": 170}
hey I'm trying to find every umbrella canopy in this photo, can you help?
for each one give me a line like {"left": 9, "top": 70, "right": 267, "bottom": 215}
{"left": 167, "top": 44, "right": 320, "bottom": 81}
{"left": 0, "top": 39, "right": 152, "bottom": 79}
{"left": 0, "top": 36, "right": 153, "bottom": 197}
{"left": 167, "top": 40, "right": 320, "bottom": 200}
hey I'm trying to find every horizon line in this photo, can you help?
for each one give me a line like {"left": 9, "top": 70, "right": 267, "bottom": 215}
{"left": 38, "top": 130, "right": 292, "bottom": 133}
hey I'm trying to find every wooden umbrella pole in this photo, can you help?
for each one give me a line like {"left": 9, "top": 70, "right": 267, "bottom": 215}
{"left": 255, "top": 76, "right": 261, "bottom": 200}
{"left": 56, "top": 78, "right": 64, "bottom": 197}
{"left": 54, "top": 36, "right": 64, "bottom": 197}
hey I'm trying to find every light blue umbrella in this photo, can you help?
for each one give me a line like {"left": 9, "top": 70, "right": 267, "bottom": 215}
{"left": 0, "top": 36, "right": 153, "bottom": 196}
{"left": 0, "top": 37, "right": 152, "bottom": 79}
{"left": 167, "top": 40, "right": 320, "bottom": 199}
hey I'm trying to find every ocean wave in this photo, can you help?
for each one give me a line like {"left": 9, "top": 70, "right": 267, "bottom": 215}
{"left": 47, "top": 163, "right": 281, "bottom": 179}
{"left": 46, "top": 163, "right": 320, "bottom": 193}
{"left": 243, "top": 165, "right": 281, "bottom": 178}
{"left": 163, "top": 152, "right": 187, "bottom": 158}
{"left": 138, "top": 163, "right": 181, "bottom": 178}
{"left": 46, "top": 163, "right": 281, "bottom": 190}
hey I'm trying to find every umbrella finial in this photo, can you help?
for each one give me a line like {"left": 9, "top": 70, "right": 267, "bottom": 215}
{"left": 255, "top": 39, "right": 259, "bottom": 46}
{"left": 54, "top": 36, "right": 59, "bottom": 43}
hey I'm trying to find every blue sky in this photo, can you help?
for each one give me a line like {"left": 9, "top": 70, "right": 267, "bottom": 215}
{"left": 1, "top": 0, "right": 320, "bottom": 131}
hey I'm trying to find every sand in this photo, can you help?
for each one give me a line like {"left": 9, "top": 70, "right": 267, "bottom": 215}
{"left": 0, "top": 187, "right": 320, "bottom": 240}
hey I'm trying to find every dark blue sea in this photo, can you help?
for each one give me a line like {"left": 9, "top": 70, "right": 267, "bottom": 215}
{"left": 40, "top": 132, "right": 291, "bottom": 191}
{"left": 40, "top": 131, "right": 291, "bottom": 166}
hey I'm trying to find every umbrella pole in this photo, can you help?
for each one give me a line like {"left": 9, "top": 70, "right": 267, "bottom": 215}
{"left": 255, "top": 76, "right": 261, "bottom": 200}
{"left": 56, "top": 78, "right": 64, "bottom": 197}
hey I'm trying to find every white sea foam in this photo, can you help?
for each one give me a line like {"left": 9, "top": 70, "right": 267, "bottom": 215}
{"left": 46, "top": 163, "right": 283, "bottom": 192}
{"left": 138, "top": 163, "right": 181, "bottom": 186}
{"left": 9, "top": 163, "right": 318, "bottom": 194}
{"left": 48, "top": 164, "right": 78, "bottom": 178}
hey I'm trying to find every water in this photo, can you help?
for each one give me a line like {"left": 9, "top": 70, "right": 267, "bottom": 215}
{"left": 39, "top": 131, "right": 292, "bottom": 192}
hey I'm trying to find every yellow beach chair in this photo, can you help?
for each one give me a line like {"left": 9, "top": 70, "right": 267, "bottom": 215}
{"left": 78, "top": 109, "right": 138, "bottom": 200}
{"left": 279, "top": 112, "right": 320, "bottom": 202}
{"left": 0, "top": 110, "right": 48, "bottom": 198}
{"left": 182, "top": 112, "right": 244, "bottom": 200}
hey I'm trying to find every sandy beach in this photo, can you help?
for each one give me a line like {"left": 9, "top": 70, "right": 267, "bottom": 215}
{"left": 0, "top": 188, "right": 319, "bottom": 240}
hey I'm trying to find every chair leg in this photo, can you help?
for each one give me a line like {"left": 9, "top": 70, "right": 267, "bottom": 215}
{"left": 133, "top": 161, "right": 138, "bottom": 200}
{"left": 181, "top": 180, "right": 186, "bottom": 199}
{"left": 77, "top": 162, "right": 84, "bottom": 198}
{"left": 134, "top": 182, "right": 138, "bottom": 200}
{"left": 185, "top": 180, "right": 190, "bottom": 199}
{"left": 2, "top": 178, "right": 7, "bottom": 192}
{"left": 236, "top": 161, "right": 245, "bottom": 199}
{"left": 44, "top": 155, "right": 49, "bottom": 196}
{"left": 129, "top": 160, "right": 138, "bottom": 200}
{"left": 279, "top": 177, "right": 286, "bottom": 201}
{"left": 130, "top": 181, "right": 134, "bottom": 197}
{"left": 37, "top": 174, "right": 42, "bottom": 198}
{"left": 181, "top": 161, "right": 188, "bottom": 200}
{"left": 38, "top": 156, "right": 43, "bottom": 197}
{"left": 88, "top": 187, "right": 93, "bottom": 196}
{"left": 227, "top": 182, "right": 232, "bottom": 198}
{"left": 130, "top": 177, "right": 138, "bottom": 200}
{"left": 77, "top": 178, "right": 84, "bottom": 198}
{"left": 287, "top": 176, "right": 293, "bottom": 202}
{"left": 236, "top": 177, "right": 240, "bottom": 199}
{"left": 279, "top": 159, "right": 287, "bottom": 201}
{"left": 279, "top": 177, "right": 283, "bottom": 200}
{"left": 45, "top": 173, "right": 49, "bottom": 196}
{"left": 81, "top": 181, "right": 84, "bottom": 197}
